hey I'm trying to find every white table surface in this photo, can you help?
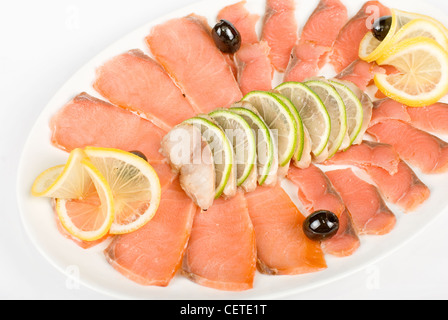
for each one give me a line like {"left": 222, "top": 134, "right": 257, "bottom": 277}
{"left": 2, "top": 0, "right": 448, "bottom": 300}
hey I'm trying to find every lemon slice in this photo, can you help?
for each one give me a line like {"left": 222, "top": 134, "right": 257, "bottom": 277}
{"left": 184, "top": 117, "right": 234, "bottom": 198}
{"left": 209, "top": 109, "right": 257, "bottom": 186}
{"left": 374, "top": 37, "right": 448, "bottom": 107}
{"left": 83, "top": 147, "right": 161, "bottom": 235}
{"left": 32, "top": 148, "right": 91, "bottom": 198}
{"left": 392, "top": 9, "right": 448, "bottom": 39}
{"left": 304, "top": 80, "right": 347, "bottom": 159}
{"left": 242, "top": 91, "right": 298, "bottom": 167}
{"left": 388, "top": 18, "right": 448, "bottom": 52}
{"left": 360, "top": 9, "right": 448, "bottom": 62}
{"left": 275, "top": 82, "right": 330, "bottom": 158}
{"left": 359, "top": 9, "right": 401, "bottom": 62}
{"left": 55, "top": 158, "right": 115, "bottom": 242}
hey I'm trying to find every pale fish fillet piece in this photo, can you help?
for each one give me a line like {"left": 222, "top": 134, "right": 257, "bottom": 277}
{"left": 161, "top": 123, "right": 215, "bottom": 210}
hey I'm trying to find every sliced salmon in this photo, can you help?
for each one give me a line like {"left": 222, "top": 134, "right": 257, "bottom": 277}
{"left": 284, "top": 42, "right": 330, "bottom": 82}
{"left": 369, "top": 98, "right": 411, "bottom": 127}
{"left": 217, "top": 1, "right": 260, "bottom": 45}
{"left": 288, "top": 165, "right": 345, "bottom": 216}
{"left": 371, "top": 98, "right": 448, "bottom": 135}
{"left": 321, "top": 209, "right": 360, "bottom": 257}
{"left": 93, "top": 49, "right": 196, "bottom": 132}
{"left": 245, "top": 184, "right": 327, "bottom": 274}
{"left": 364, "top": 160, "right": 430, "bottom": 212}
{"left": 217, "top": 1, "right": 260, "bottom": 79}
{"left": 182, "top": 192, "right": 256, "bottom": 291}
{"left": 326, "top": 168, "right": 396, "bottom": 235}
{"left": 335, "top": 59, "right": 385, "bottom": 90}
{"left": 284, "top": 0, "right": 348, "bottom": 82}
{"left": 261, "top": 0, "right": 298, "bottom": 72}
{"left": 325, "top": 140, "right": 400, "bottom": 175}
{"left": 287, "top": 165, "right": 360, "bottom": 257}
{"left": 50, "top": 92, "right": 167, "bottom": 163}
{"left": 330, "top": 1, "right": 390, "bottom": 73}
{"left": 235, "top": 41, "right": 273, "bottom": 95}
{"left": 368, "top": 120, "right": 448, "bottom": 174}
{"left": 146, "top": 14, "right": 242, "bottom": 114}
{"left": 104, "top": 179, "right": 196, "bottom": 287}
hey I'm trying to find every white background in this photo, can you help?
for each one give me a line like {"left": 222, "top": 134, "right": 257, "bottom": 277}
{"left": 2, "top": 0, "right": 448, "bottom": 300}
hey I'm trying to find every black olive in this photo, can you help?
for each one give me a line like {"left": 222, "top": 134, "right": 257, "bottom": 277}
{"left": 303, "top": 210, "right": 339, "bottom": 241}
{"left": 129, "top": 150, "right": 148, "bottom": 162}
{"left": 212, "top": 20, "right": 241, "bottom": 54}
{"left": 372, "top": 16, "right": 393, "bottom": 41}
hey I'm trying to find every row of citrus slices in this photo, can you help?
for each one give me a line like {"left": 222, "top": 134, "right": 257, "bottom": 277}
{"left": 359, "top": 9, "right": 448, "bottom": 107}
{"left": 32, "top": 147, "right": 162, "bottom": 241}
{"left": 162, "top": 79, "right": 366, "bottom": 210}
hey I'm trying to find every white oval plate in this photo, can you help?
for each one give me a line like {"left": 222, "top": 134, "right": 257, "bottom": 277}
{"left": 17, "top": 0, "right": 448, "bottom": 300}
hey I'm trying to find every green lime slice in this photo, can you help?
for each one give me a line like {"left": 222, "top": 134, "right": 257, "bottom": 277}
{"left": 183, "top": 117, "right": 233, "bottom": 199}
{"left": 275, "top": 82, "right": 331, "bottom": 158}
{"left": 271, "top": 92, "right": 305, "bottom": 163}
{"left": 304, "top": 80, "right": 348, "bottom": 159}
{"left": 230, "top": 105, "right": 275, "bottom": 186}
{"left": 329, "top": 79, "right": 364, "bottom": 148}
{"left": 242, "top": 91, "right": 298, "bottom": 167}
{"left": 209, "top": 109, "right": 257, "bottom": 187}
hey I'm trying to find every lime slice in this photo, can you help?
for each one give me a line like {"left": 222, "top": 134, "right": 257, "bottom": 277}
{"left": 275, "top": 82, "right": 330, "bottom": 158}
{"left": 230, "top": 105, "right": 274, "bottom": 186}
{"left": 184, "top": 117, "right": 233, "bottom": 199}
{"left": 242, "top": 91, "right": 298, "bottom": 167}
{"left": 270, "top": 92, "right": 305, "bottom": 163}
{"left": 304, "top": 80, "right": 347, "bottom": 159}
{"left": 209, "top": 109, "right": 256, "bottom": 186}
{"left": 329, "top": 79, "right": 364, "bottom": 147}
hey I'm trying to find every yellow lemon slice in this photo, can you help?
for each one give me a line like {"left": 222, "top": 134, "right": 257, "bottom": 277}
{"left": 55, "top": 158, "right": 115, "bottom": 242}
{"left": 359, "top": 9, "right": 401, "bottom": 63}
{"left": 32, "top": 148, "right": 93, "bottom": 198}
{"left": 387, "top": 18, "right": 448, "bottom": 52}
{"left": 392, "top": 9, "right": 448, "bottom": 39}
{"left": 83, "top": 147, "right": 161, "bottom": 235}
{"left": 374, "top": 37, "right": 448, "bottom": 107}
